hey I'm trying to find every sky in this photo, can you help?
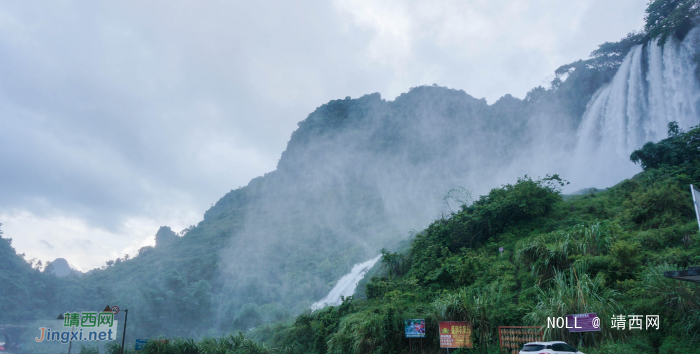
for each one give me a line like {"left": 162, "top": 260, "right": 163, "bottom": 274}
{"left": 0, "top": 0, "right": 647, "bottom": 271}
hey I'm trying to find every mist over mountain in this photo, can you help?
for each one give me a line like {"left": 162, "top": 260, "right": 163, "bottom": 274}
{"left": 212, "top": 24, "right": 700, "bottom": 329}
{"left": 2, "top": 3, "right": 700, "bottom": 345}
{"left": 45, "top": 258, "right": 80, "bottom": 278}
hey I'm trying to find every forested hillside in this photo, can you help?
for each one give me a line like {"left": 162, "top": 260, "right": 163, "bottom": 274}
{"left": 0, "top": 81, "right": 607, "bottom": 337}
{"left": 250, "top": 123, "right": 700, "bottom": 353}
{"left": 119, "top": 123, "right": 700, "bottom": 354}
{"left": 2, "top": 0, "right": 700, "bottom": 350}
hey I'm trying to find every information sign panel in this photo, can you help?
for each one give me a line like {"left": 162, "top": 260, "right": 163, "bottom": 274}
{"left": 439, "top": 321, "right": 472, "bottom": 348}
{"left": 404, "top": 319, "right": 425, "bottom": 338}
{"left": 135, "top": 339, "right": 149, "bottom": 350}
{"left": 565, "top": 313, "right": 600, "bottom": 332}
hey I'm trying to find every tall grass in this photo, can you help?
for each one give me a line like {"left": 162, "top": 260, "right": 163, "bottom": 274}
{"left": 524, "top": 264, "right": 623, "bottom": 345}
{"left": 136, "top": 333, "right": 272, "bottom": 354}
{"left": 517, "top": 223, "right": 618, "bottom": 281}
{"left": 644, "top": 263, "right": 700, "bottom": 339}
{"left": 326, "top": 307, "right": 405, "bottom": 354}
{"left": 432, "top": 281, "right": 514, "bottom": 346}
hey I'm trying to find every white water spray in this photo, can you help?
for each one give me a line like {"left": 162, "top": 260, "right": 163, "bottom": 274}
{"left": 570, "top": 28, "right": 700, "bottom": 188}
{"left": 311, "top": 255, "right": 381, "bottom": 310}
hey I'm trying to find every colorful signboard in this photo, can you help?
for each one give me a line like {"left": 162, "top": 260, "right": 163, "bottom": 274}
{"left": 135, "top": 339, "right": 149, "bottom": 350}
{"left": 439, "top": 321, "right": 472, "bottom": 348}
{"left": 565, "top": 313, "right": 601, "bottom": 332}
{"left": 498, "top": 326, "right": 543, "bottom": 353}
{"left": 404, "top": 319, "right": 425, "bottom": 338}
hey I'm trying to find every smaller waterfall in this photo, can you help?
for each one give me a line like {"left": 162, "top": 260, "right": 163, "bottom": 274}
{"left": 311, "top": 255, "right": 381, "bottom": 310}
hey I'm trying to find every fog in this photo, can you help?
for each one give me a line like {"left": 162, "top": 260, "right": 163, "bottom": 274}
{"left": 0, "top": 0, "right": 647, "bottom": 271}
{"left": 212, "top": 29, "right": 700, "bottom": 326}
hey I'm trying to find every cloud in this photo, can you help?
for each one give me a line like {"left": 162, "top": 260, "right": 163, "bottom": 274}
{"left": 1, "top": 210, "right": 179, "bottom": 272}
{"left": 332, "top": 0, "right": 647, "bottom": 100}
{"left": 0, "top": 0, "right": 647, "bottom": 269}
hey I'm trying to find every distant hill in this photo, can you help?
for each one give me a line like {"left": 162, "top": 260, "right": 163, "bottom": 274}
{"left": 45, "top": 258, "right": 81, "bottom": 277}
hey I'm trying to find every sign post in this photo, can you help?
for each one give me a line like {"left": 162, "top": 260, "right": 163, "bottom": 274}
{"left": 67, "top": 325, "right": 74, "bottom": 354}
{"left": 565, "top": 313, "right": 600, "bottom": 349}
{"left": 120, "top": 309, "right": 128, "bottom": 354}
{"left": 664, "top": 187, "right": 700, "bottom": 284}
{"left": 404, "top": 319, "right": 425, "bottom": 354}
{"left": 439, "top": 322, "right": 472, "bottom": 350}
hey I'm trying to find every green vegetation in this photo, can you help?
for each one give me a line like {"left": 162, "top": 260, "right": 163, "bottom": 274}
{"left": 645, "top": 0, "right": 700, "bottom": 45}
{"left": 133, "top": 334, "right": 273, "bottom": 354}
{"left": 231, "top": 125, "right": 700, "bottom": 353}
{"left": 0, "top": 224, "right": 61, "bottom": 320}
{"left": 631, "top": 122, "right": 700, "bottom": 170}
{"left": 7, "top": 134, "right": 699, "bottom": 347}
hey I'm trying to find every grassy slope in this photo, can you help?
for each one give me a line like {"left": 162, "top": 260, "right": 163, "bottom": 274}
{"left": 251, "top": 161, "right": 700, "bottom": 354}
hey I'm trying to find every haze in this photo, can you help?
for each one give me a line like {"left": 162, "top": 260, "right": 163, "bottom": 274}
{"left": 0, "top": 0, "right": 646, "bottom": 271}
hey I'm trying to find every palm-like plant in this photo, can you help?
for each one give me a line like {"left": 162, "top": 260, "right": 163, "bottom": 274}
{"left": 326, "top": 308, "right": 399, "bottom": 354}
{"left": 524, "top": 264, "right": 622, "bottom": 344}
{"left": 139, "top": 333, "right": 273, "bottom": 354}
{"left": 517, "top": 223, "right": 617, "bottom": 281}
{"left": 432, "top": 282, "right": 514, "bottom": 346}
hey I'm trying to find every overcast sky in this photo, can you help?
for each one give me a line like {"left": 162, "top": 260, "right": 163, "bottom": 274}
{"left": 0, "top": 0, "right": 647, "bottom": 271}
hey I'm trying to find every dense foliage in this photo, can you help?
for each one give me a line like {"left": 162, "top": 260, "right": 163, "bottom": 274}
{"left": 0, "top": 224, "right": 61, "bottom": 320}
{"left": 58, "top": 151, "right": 700, "bottom": 352}
{"left": 645, "top": 0, "right": 700, "bottom": 45}
{"left": 249, "top": 128, "right": 700, "bottom": 353}
{"left": 631, "top": 122, "right": 700, "bottom": 170}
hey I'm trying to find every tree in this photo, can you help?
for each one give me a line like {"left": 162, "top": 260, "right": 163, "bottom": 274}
{"left": 441, "top": 186, "right": 472, "bottom": 216}
{"left": 588, "top": 31, "right": 645, "bottom": 68}
{"left": 630, "top": 122, "right": 700, "bottom": 170}
{"left": 669, "top": 121, "right": 681, "bottom": 137}
{"left": 380, "top": 248, "right": 407, "bottom": 278}
{"left": 645, "top": 0, "right": 700, "bottom": 45}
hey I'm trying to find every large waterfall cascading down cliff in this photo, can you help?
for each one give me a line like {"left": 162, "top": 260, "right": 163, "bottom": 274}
{"left": 571, "top": 28, "right": 700, "bottom": 187}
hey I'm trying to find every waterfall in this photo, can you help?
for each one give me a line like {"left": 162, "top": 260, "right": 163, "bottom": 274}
{"left": 570, "top": 28, "right": 700, "bottom": 188}
{"left": 311, "top": 255, "right": 381, "bottom": 310}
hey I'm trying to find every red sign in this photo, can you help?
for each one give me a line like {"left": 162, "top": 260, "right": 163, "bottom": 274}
{"left": 439, "top": 321, "right": 472, "bottom": 348}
